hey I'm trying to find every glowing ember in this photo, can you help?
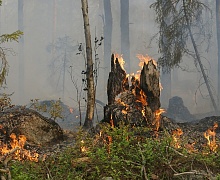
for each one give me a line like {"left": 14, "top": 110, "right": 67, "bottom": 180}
{"left": 69, "top": 107, "right": 74, "bottom": 113}
{"left": 204, "top": 122, "right": 218, "bottom": 152}
{"left": 171, "top": 128, "right": 183, "bottom": 148}
{"left": 0, "top": 133, "right": 39, "bottom": 162}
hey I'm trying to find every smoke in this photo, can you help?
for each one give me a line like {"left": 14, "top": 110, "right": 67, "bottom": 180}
{"left": 0, "top": 0, "right": 218, "bottom": 115}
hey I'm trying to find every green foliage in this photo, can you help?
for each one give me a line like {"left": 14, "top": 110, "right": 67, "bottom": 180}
{"left": 30, "top": 99, "right": 63, "bottom": 120}
{"left": 0, "top": 30, "right": 23, "bottom": 44}
{"left": 9, "top": 124, "right": 220, "bottom": 179}
{"left": 150, "top": 0, "right": 212, "bottom": 71}
{"left": 0, "top": 29, "right": 23, "bottom": 87}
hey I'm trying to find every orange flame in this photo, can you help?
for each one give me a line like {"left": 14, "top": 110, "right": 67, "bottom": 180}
{"left": 0, "top": 133, "right": 39, "bottom": 162}
{"left": 204, "top": 122, "right": 218, "bottom": 152}
{"left": 114, "top": 54, "right": 125, "bottom": 70}
{"left": 171, "top": 128, "right": 183, "bottom": 148}
{"left": 69, "top": 107, "right": 74, "bottom": 114}
{"left": 80, "top": 140, "right": 87, "bottom": 153}
{"left": 136, "top": 54, "right": 157, "bottom": 68}
{"left": 153, "top": 109, "right": 166, "bottom": 132}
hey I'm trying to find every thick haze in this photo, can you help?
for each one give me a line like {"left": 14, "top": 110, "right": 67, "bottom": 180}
{"left": 0, "top": 0, "right": 218, "bottom": 116}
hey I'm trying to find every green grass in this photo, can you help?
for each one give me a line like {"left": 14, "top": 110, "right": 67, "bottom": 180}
{"left": 7, "top": 123, "right": 220, "bottom": 180}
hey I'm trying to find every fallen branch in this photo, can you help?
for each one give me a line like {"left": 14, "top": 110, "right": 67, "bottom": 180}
{"left": 0, "top": 147, "right": 20, "bottom": 162}
{"left": 0, "top": 147, "right": 20, "bottom": 180}
{"left": 173, "top": 170, "right": 206, "bottom": 177}
{"left": 166, "top": 146, "right": 187, "bottom": 158}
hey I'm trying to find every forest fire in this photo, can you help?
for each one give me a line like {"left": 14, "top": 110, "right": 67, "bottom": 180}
{"left": 204, "top": 122, "right": 218, "bottom": 152}
{"left": 0, "top": 133, "right": 39, "bottom": 162}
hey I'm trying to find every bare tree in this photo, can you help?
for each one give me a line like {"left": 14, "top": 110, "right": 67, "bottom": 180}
{"left": 81, "top": 0, "right": 95, "bottom": 129}
{"left": 217, "top": 0, "right": 220, "bottom": 107}
{"left": 103, "top": 0, "right": 112, "bottom": 83}
{"left": 18, "top": 0, "right": 24, "bottom": 102}
{"left": 120, "top": 0, "right": 130, "bottom": 73}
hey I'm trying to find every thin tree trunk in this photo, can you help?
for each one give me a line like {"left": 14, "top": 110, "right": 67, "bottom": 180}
{"left": 103, "top": 0, "right": 112, "bottom": 86}
{"left": 120, "top": 0, "right": 130, "bottom": 73}
{"left": 62, "top": 49, "right": 66, "bottom": 100}
{"left": 216, "top": 0, "right": 220, "bottom": 108}
{"left": 183, "top": 0, "right": 218, "bottom": 114}
{"left": 18, "top": 0, "right": 24, "bottom": 103}
{"left": 52, "top": 0, "right": 57, "bottom": 58}
{"left": 81, "top": 0, "right": 95, "bottom": 129}
{"left": 160, "top": 0, "right": 171, "bottom": 108}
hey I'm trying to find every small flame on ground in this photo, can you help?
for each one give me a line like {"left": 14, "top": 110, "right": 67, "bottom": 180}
{"left": 171, "top": 128, "right": 183, "bottom": 148}
{"left": 80, "top": 140, "right": 87, "bottom": 153}
{"left": 153, "top": 109, "right": 166, "bottom": 132}
{"left": 0, "top": 133, "right": 39, "bottom": 162}
{"left": 69, "top": 107, "right": 74, "bottom": 114}
{"left": 110, "top": 114, "right": 114, "bottom": 128}
{"left": 204, "top": 122, "right": 218, "bottom": 152}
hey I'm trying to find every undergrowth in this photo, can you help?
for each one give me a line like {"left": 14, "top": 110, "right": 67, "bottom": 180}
{"left": 9, "top": 123, "right": 220, "bottom": 180}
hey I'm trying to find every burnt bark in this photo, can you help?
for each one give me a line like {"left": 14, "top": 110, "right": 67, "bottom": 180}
{"left": 140, "top": 61, "right": 160, "bottom": 112}
{"left": 107, "top": 54, "right": 129, "bottom": 105}
{"left": 104, "top": 54, "right": 161, "bottom": 127}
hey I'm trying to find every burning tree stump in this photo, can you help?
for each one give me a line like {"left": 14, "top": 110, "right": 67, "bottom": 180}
{"left": 104, "top": 54, "right": 161, "bottom": 129}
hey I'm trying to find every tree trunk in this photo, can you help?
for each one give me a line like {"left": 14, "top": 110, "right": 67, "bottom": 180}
{"left": 52, "top": 0, "right": 57, "bottom": 58}
{"left": 217, "top": 0, "right": 220, "bottom": 108}
{"left": 81, "top": 0, "right": 95, "bottom": 129}
{"left": 120, "top": 0, "right": 130, "bottom": 73}
{"left": 160, "top": 0, "right": 172, "bottom": 109}
{"left": 161, "top": 69, "right": 171, "bottom": 109}
{"left": 18, "top": 0, "right": 24, "bottom": 103}
{"left": 103, "top": 0, "right": 112, "bottom": 85}
{"left": 183, "top": 0, "right": 218, "bottom": 114}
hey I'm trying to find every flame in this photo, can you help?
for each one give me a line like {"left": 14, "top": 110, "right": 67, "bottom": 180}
{"left": 136, "top": 54, "right": 157, "bottom": 68}
{"left": 80, "top": 140, "right": 87, "bottom": 152}
{"left": 107, "top": 136, "right": 112, "bottom": 154}
{"left": 153, "top": 109, "right": 166, "bottom": 132}
{"left": 69, "top": 107, "right": 73, "bottom": 114}
{"left": 114, "top": 54, "right": 125, "bottom": 70}
{"left": 171, "top": 128, "right": 183, "bottom": 148}
{"left": 0, "top": 133, "right": 39, "bottom": 162}
{"left": 204, "top": 122, "right": 218, "bottom": 152}
{"left": 110, "top": 114, "right": 114, "bottom": 128}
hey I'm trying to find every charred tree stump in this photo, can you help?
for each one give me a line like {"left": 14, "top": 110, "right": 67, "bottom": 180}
{"left": 104, "top": 54, "right": 161, "bottom": 128}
